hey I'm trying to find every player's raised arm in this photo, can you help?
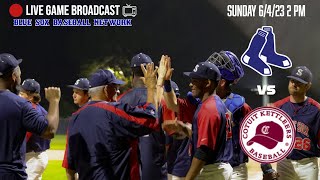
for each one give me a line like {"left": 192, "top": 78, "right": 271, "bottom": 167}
{"left": 141, "top": 62, "right": 158, "bottom": 106}
{"left": 156, "top": 55, "right": 167, "bottom": 106}
{"left": 41, "top": 87, "right": 61, "bottom": 139}
{"left": 161, "top": 56, "right": 179, "bottom": 112}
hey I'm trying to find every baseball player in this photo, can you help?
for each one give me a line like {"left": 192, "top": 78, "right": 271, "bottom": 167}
{"left": 66, "top": 65, "right": 159, "bottom": 180}
{"left": 0, "top": 53, "right": 60, "bottom": 179}
{"left": 160, "top": 80, "right": 193, "bottom": 180}
{"left": 118, "top": 53, "right": 167, "bottom": 180}
{"left": 207, "top": 51, "right": 252, "bottom": 180}
{"left": 62, "top": 78, "right": 91, "bottom": 180}
{"left": 267, "top": 66, "right": 320, "bottom": 180}
{"left": 161, "top": 58, "right": 233, "bottom": 180}
{"left": 68, "top": 78, "right": 90, "bottom": 107}
{"left": 19, "top": 79, "right": 51, "bottom": 180}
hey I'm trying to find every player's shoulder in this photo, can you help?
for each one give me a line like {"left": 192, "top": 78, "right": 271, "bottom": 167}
{"left": 243, "top": 103, "right": 252, "bottom": 110}
{"left": 36, "top": 104, "right": 47, "bottom": 111}
{"left": 241, "top": 103, "right": 252, "bottom": 114}
{"left": 118, "top": 88, "right": 133, "bottom": 100}
{"left": 201, "top": 95, "right": 223, "bottom": 112}
{"left": 272, "top": 96, "right": 290, "bottom": 108}
{"left": 307, "top": 97, "right": 320, "bottom": 110}
{"left": 37, "top": 104, "right": 48, "bottom": 115}
{"left": 0, "top": 90, "right": 30, "bottom": 107}
{"left": 118, "top": 88, "right": 147, "bottom": 102}
{"left": 72, "top": 101, "right": 107, "bottom": 115}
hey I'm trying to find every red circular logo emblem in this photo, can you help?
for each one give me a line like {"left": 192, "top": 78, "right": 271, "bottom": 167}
{"left": 9, "top": 4, "right": 23, "bottom": 18}
{"left": 240, "top": 107, "right": 295, "bottom": 163}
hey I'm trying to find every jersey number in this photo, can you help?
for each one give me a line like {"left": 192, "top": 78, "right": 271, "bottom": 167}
{"left": 294, "top": 137, "right": 311, "bottom": 151}
{"left": 225, "top": 112, "right": 232, "bottom": 140}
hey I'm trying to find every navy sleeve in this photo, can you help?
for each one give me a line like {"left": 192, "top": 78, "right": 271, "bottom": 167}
{"left": 194, "top": 145, "right": 211, "bottom": 162}
{"left": 38, "top": 104, "right": 48, "bottom": 116}
{"left": 21, "top": 101, "right": 48, "bottom": 136}
{"left": 109, "top": 103, "right": 159, "bottom": 138}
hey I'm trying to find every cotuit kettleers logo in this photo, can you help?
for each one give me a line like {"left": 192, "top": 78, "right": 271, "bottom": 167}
{"left": 240, "top": 107, "right": 295, "bottom": 163}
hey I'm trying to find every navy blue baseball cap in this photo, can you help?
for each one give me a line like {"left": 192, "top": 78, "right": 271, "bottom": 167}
{"left": 67, "top": 78, "right": 91, "bottom": 90}
{"left": 21, "top": 79, "right": 40, "bottom": 93}
{"left": 0, "top": 53, "right": 22, "bottom": 76}
{"left": 89, "top": 69, "right": 125, "bottom": 87}
{"left": 170, "top": 80, "right": 180, "bottom": 97}
{"left": 287, "top": 66, "right": 312, "bottom": 84}
{"left": 130, "top": 53, "right": 153, "bottom": 68}
{"left": 183, "top": 61, "right": 221, "bottom": 81}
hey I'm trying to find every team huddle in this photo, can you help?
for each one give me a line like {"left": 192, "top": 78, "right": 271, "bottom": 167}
{"left": 0, "top": 51, "right": 319, "bottom": 180}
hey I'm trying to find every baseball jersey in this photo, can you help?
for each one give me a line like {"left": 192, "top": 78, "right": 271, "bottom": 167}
{"left": 273, "top": 96, "right": 320, "bottom": 160}
{"left": 0, "top": 90, "right": 48, "bottom": 179}
{"left": 66, "top": 101, "right": 158, "bottom": 180}
{"left": 179, "top": 95, "right": 232, "bottom": 164}
{"left": 161, "top": 98, "right": 194, "bottom": 177}
{"left": 26, "top": 104, "right": 50, "bottom": 153}
{"left": 228, "top": 101, "right": 252, "bottom": 167}
{"left": 118, "top": 88, "right": 167, "bottom": 180}
{"left": 62, "top": 102, "right": 90, "bottom": 170}
{"left": 62, "top": 129, "right": 70, "bottom": 169}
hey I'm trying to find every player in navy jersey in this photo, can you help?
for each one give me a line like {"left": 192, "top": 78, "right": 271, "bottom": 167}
{"left": 63, "top": 78, "right": 91, "bottom": 180}
{"left": 207, "top": 51, "right": 252, "bottom": 180}
{"left": 66, "top": 64, "right": 160, "bottom": 180}
{"left": 161, "top": 57, "right": 233, "bottom": 180}
{"left": 160, "top": 80, "right": 193, "bottom": 180}
{"left": 18, "top": 79, "right": 51, "bottom": 180}
{"left": 0, "top": 53, "right": 60, "bottom": 180}
{"left": 118, "top": 53, "right": 167, "bottom": 180}
{"left": 266, "top": 66, "right": 320, "bottom": 180}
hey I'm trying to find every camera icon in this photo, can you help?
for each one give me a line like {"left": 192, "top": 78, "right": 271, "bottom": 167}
{"left": 122, "top": 4, "right": 137, "bottom": 17}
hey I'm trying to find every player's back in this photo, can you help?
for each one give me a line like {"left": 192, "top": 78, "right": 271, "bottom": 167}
{"left": 68, "top": 101, "right": 158, "bottom": 180}
{"left": 118, "top": 88, "right": 167, "bottom": 180}
{"left": 118, "top": 88, "right": 147, "bottom": 106}
{"left": 0, "top": 91, "right": 27, "bottom": 163}
{"left": 68, "top": 102, "right": 116, "bottom": 180}
{"left": 0, "top": 90, "right": 44, "bottom": 178}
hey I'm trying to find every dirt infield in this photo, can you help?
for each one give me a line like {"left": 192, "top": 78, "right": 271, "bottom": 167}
{"left": 47, "top": 150, "right": 65, "bottom": 160}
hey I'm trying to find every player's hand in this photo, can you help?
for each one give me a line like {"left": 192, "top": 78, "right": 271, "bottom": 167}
{"left": 262, "top": 171, "right": 280, "bottom": 180}
{"left": 162, "top": 119, "right": 183, "bottom": 133}
{"left": 171, "top": 132, "right": 187, "bottom": 140}
{"left": 164, "top": 56, "right": 174, "bottom": 81}
{"left": 45, "top": 87, "right": 61, "bottom": 103}
{"left": 141, "top": 62, "right": 158, "bottom": 89}
{"left": 157, "top": 55, "right": 168, "bottom": 86}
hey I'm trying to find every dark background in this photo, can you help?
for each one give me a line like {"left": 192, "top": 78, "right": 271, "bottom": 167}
{"left": 1, "top": 0, "right": 319, "bottom": 118}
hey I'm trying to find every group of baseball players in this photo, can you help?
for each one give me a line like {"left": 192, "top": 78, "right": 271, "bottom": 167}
{"left": 0, "top": 51, "right": 319, "bottom": 180}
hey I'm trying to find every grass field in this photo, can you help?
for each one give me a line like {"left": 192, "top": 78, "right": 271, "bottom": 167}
{"left": 43, "top": 134, "right": 67, "bottom": 179}
{"left": 50, "top": 134, "right": 66, "bottom": 150}
{"left": 43, "top": 160, "right": 67, "bottom": 180}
